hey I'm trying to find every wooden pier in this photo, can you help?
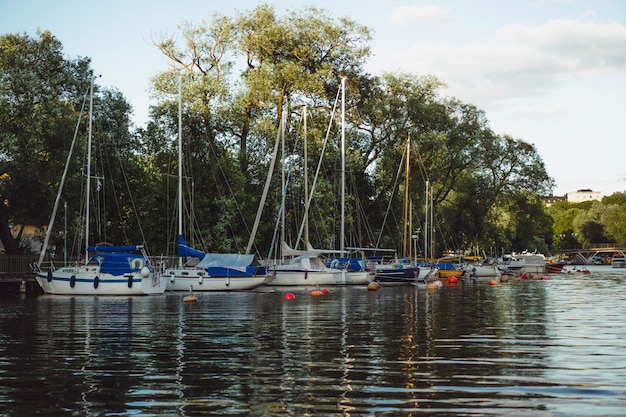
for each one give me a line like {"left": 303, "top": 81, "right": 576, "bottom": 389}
{"left": 0, "top": 272, "right": 43, "bottom": 296}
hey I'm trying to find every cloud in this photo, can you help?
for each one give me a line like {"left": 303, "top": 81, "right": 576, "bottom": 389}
{"left": 378, "top": 18, "right": 626, "bottom": 104}
{"left": 389, "top": 5, "right": 451, "bottom": 27}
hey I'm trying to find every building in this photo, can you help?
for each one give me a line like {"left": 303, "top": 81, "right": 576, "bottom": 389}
{"left": 566, "top": 189, "right": 603, "bottom": 204}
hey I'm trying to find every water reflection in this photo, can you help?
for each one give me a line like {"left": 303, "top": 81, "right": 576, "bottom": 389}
{"left": 0, "top": 268, "right": 625, "bottom": 416}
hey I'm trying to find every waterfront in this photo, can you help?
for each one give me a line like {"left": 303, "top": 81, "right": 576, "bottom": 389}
{"left": 1, "top": 267, "right": 625, "bottom": 416}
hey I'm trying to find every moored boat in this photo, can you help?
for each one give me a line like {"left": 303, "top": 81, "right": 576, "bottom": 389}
{"left": 368, "top": 256, "right": 421, "bottom": 285}
{"left": 164, "top": 78, "right": 271, "bottom": 291}
{"left": 611, "top": 254, "right": 626, "bottom": 268}
{"left": 33, "top": 77, "right": 166, "bottom": 296}
{"left": 35, "top": 245, "right": 165, "bottom": 295}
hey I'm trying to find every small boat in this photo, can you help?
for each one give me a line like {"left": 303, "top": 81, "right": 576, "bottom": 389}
{"left": 611, "top": 254, "right": 626, "bottom": 268}
{"left": 35, "top": 245, "right": 165, "bottom": 295}
{"left": 33, "top": 77, "right": 166, "bottom": 296}
{"left": 545, "top": 261, "right": 566, "bottom": 273}
{"left": 498, "top": 251, "right": 547, "bottom": 274}
{"left": 368, "top": 256, "right": 421, "bottom": 285}
{"left": 270, "top": 244, "right": 373, "bottom": 286}
{"left": 164, "top": 237, "right": 273, "bottom": 291}
{"left": 164, "top": 77, "right": 272, "bottom": 291}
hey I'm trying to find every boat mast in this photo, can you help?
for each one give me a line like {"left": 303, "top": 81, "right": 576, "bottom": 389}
{"left": 340, "top": 77, "right": 346, "bottom": 255}
{"left": 84, "top": 77, "right": 94, "bottom": 264}
{"left": 178, "top": 74, "right": 183, "bottom": 267}
{"left": 403, "top": 135, "right": 410, "bottom": 258}
{"left": 303, "top": 106, "right": 309, "bottom": 249}
{"left": 424, "top": 180, "right": 429, "bottom": 259}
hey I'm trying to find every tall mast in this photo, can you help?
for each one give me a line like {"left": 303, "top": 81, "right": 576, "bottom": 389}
{"left": 303, "top": 106, "right": 309, "bottom": 248}
{"left": 403, "top": 135, "right": 410, "bottom": 258}
{"left": 340, "top": 77, "right": 346, "bottom": 254}
{"left": 84, "top": 77, "right": 94, "bottom": 264}
{"left": 424, "top": 180, "right": 429, "bottom": 259}
{"left": 177, "top": 74, "right": 183, "bottom": 267}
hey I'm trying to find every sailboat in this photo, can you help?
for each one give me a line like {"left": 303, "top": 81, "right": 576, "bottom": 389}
{"left": 33, "top": 77, "right": 166, "bottom": 295}
{"left": 164, "top": 77, "right": 273, "bottom": 291}
{"left": 269, "top": 78, "right": 374, "bottom": 286}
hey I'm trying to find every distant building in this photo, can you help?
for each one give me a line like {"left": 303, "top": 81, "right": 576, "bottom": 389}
{"left": 544, "top": 195, "right": 566, "bottom": 206}
{"left": 566, "top": 189, "right": 603, "bottom": 204}
{"left": 544, "top": 189, "right": 603, "bottom": 207}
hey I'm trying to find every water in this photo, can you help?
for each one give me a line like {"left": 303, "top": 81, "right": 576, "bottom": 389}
{"left": 1, "top": 266, "right": 625, "bottom": 416}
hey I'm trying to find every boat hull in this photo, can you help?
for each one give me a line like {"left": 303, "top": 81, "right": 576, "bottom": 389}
{"left": 546, "top": 262, "right": 566, "bottom": 273}
{"left": 270, "top": 269, "right": 363, "bottom": 286}
{"left": 35, "top": 266, "right": 166, "bottom": 295}
{"left": 375, "top": 266, "right": 421, "bottom": 285}
{"left": 165, "top": 267, "right": 273, "bottom": 291}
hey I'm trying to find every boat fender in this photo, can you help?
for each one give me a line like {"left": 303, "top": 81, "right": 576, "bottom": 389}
{"left": 47, "top": 270, "right": 52, "bottom": 283}
{"left": 70, "top": 275, "right": 76, "bottom": 288}
{"left": 225, "top": 276, "right": 230, "bottom": 287}
{"left": 128, "top": 275, "right": 133, "bottom": 288}
{"left": 198, "top": 275, "right": 203, "bottom": 285}
{"left": 94, "top": 276, "right": 99, "bottom": 289}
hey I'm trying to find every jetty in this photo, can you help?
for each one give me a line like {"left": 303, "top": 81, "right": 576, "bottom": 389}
{"left": 0, "top": 255, "right": 43, "bottom": 296}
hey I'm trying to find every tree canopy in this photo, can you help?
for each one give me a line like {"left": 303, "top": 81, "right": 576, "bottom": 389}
{"left": 2, "top": 5, "right": 585, "bottom": 261}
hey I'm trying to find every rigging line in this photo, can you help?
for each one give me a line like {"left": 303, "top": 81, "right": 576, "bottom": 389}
{"left": 295, "top": 86, "right": 341, "bottom": 247}
{"left": 114, "top": 148, "right": 150, "bottom": 254}
{"left": 36, "top": 80, "right": 91, "bottom": 267}
{"left": 202, "top": 136, "right": 260, "bottom": 256}
{"left": 375, "top": 144, "right": 407, "bottom": 248}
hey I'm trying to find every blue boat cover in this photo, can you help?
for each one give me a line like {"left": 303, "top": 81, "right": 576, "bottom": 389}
{"left": 91, "top": 252, "right": 146, "bottom": 276}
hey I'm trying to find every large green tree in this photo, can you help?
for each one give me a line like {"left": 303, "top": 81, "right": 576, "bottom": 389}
{"left": 0, "top": 31, "right": 90, "bottom": 254}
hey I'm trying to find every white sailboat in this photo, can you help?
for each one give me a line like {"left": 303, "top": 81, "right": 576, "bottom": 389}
{"left": 270, "top": 78, "right": 374, "bottom": 286}
{"left": 164, "top": 77, "right": 273, "bottom": 291}
{"left": 34, "top": 77, "right": 166, "bottom": 295}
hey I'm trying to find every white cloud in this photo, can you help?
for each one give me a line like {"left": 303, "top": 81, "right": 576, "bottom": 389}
{"left": 377, "top": 18, "right": 626, "bottom": 105}
{"left": 389, "top": 5, "right": 451, "bottom": 27}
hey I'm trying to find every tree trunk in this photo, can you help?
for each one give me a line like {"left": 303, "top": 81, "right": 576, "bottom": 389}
{"left": 0, "top": 206, "right": 21, "bottom": 254}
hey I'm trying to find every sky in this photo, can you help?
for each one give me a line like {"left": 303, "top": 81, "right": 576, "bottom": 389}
{"left": 2, "top": 0, "right": 626, "bottom": 197}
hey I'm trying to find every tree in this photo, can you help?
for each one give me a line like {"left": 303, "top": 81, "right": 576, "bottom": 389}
{"left": 0, "top": 31, "right": 90, "bottom": 254}
{"left": 603, "top": 204, "right": 626, "bottom": 246}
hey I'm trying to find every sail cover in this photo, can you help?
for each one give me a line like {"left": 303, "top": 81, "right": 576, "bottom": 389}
{"left": 196, "top": 253, "right": 254, "bottom": 269}
{"left": 177, "top": 235, "right": 206, "bottom": 259}
{"left": 178, "top": 235, "right": 254, "bottom": 269}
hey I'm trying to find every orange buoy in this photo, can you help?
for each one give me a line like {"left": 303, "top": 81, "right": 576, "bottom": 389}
{"left": 284, "top": 292, "right": 295, "bottom": 300}
{"left": 488, "top": 280, "right": 498, "bottom": 286}
{"left": 426, "top": 282, "right": 439, "bottom": 290}
{"left": 183, "top": 295, "right": 198, "bottom": 303}
{"left": 367, "top": 282, "right": 380, "bottom": 291}
{"left": 448, "top": 276, "right": 458, "bottom": 284}
{"left": 311, "top": 289, "right": 324, "bottom": 296}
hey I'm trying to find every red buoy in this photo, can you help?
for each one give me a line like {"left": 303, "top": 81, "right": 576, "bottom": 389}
{"left": 284, "top": 292, "right": 295, "bottom": 300}
{"left": 448, "top": 276, "right": 458, "bottom": 284}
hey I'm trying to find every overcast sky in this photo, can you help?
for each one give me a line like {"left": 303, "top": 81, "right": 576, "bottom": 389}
{"left": 3, "top": 0, "right": 626, "bottom": 196}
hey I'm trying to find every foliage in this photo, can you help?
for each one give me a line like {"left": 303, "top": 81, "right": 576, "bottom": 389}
{"left": 4, "top": 6, "right": 589, "bottom": 261}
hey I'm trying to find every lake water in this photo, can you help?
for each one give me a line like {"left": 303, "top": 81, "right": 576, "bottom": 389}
{"left": 1, "top": 266, "right": 625, "bottom": 416}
